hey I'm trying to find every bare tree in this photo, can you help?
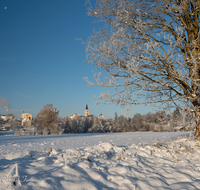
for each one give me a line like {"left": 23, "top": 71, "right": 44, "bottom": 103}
{"left": 117, "top": 115, "right": 130, "bottom": 132}
{"left": 172, "top": 108, "right": 182, "bottom": 120}
{"left": 0, "top": 117, "right": 3, "bottom": 127}
{"left": 88, "top": 117, "right": 105, "bottom": 132}
{"left": 130, "top": 113, "right": 143, "bottom": 131}
{"left": 84, "top": 0, "right": 200, "bottom": 137}
{"left": 62, "top": 117, "right": 71, "bottom": 133}
{"left": 83, "top": 117, "right": 93, "bottom": 132}
{"left": 36, "top": 104, "right": 62, "bottom": 135}
{"left": 114, "top": 112, "right": 122, "bottom": 132}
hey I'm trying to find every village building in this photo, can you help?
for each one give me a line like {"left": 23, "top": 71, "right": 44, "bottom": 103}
{"left": 0, "top": 114, "right": 14, "bottom": 131}
{"left": 98, "top": 113, "right": 106, "bottom": 120}
{"left": 21, "top": 112, "right": 32, "bottom": 126}
{"left": 0, "top": 114, "right": 14, "bottom": 121}
{"left": 69, "top": 113, "right": 84, "bottom": 120}
{"left": 85, "top": 104, "right": 89, "bottom": 117}
{"left": 69, "top": 104, "right": 94, "bottom": 120}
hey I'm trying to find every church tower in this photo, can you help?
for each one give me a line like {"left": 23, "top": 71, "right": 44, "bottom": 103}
{"left": 85, "top": 104, "right": 89, "bottom": 117}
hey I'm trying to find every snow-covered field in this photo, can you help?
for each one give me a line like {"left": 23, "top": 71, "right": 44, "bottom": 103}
{"left": 0, "top": 131, "right": 200, "bottom": 190}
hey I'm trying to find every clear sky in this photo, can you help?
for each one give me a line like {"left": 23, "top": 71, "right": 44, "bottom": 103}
{"left": 0, "top": 0, "right": 154, "bottom": 119}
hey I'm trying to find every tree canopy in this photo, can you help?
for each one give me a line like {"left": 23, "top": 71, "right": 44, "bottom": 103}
{"left": 36, "top": 104, "right": 61, "bottom": 135}
{"left": 84, "top": 0, "right": 200, "bottom": 136}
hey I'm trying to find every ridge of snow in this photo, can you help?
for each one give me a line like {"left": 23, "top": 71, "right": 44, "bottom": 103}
{"left": 0, "top": 132, "right": 199, "bottom": 189}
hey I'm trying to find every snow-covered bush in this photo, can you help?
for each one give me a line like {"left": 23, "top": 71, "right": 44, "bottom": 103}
{"left": 36, "top": 104, "right": 63, "bottom": 135}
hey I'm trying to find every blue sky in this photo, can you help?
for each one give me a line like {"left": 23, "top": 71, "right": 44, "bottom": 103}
{"left": 0, "top": 0, "right": 154, "bottom": 119}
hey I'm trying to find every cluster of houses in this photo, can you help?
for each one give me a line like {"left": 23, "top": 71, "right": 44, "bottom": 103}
{"left": 0, "top": 112, "right": 33, "bottom": 131}
{"left": 0, "top": 104, "right": 191, "bottom": 133}
{"left": 67, "top": 104, "right": 106, "bottom": 121}
{"left": 0, "top": 114, "right": 14, "bottom": 131}
{"left": 0, "top": 104, "right": 106, "bottom": 131}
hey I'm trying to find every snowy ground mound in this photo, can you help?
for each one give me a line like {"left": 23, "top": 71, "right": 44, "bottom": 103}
{"left": 0, "top": 132, "right": 200, "bottom": 189}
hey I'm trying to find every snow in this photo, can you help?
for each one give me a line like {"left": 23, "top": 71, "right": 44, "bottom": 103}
{"left": 22, "top": 118, "right": 28, "bottom": 122}
{"left": 0, "top": 131, "right": 200, "bottom": 189}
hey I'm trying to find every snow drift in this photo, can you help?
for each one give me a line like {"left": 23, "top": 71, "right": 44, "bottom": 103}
{"left": 0, "top": 132, "right": 200, "bottom": 189}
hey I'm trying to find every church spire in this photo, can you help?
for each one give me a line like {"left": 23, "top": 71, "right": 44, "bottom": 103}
{"left": 85, "top": 103, "right": 89, "bottom": 117}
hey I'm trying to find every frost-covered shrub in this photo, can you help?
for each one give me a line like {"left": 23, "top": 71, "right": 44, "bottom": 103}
{"left": 88, "top": 117, "right": 105, "bottom": 133}
{"left": 36, "top": 104, "right": 62, "bottom": 135}
{"left": 14, "top": 129, "right": 24, "bottom": 136}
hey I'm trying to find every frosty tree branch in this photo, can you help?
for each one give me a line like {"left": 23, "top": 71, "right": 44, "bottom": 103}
{"left": 84, "top": 0, "right": 200, "bottom": 136}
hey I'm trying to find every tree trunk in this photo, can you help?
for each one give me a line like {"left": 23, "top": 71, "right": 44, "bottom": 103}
{"left": 194, "top": 110, "right": 200, "bottom": 137}
{"left": 190, "top": 48, "right": 200, "bottom": 137}
{"left": 194, "top": 125, "right": 200, "bottom": 137}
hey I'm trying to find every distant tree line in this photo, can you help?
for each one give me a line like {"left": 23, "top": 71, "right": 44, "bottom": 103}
{"left": 2, "top": 104, "right": 194, "bottom": 136}
{"left": 59, "top": 108, "right": 195, "bottom": 134}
